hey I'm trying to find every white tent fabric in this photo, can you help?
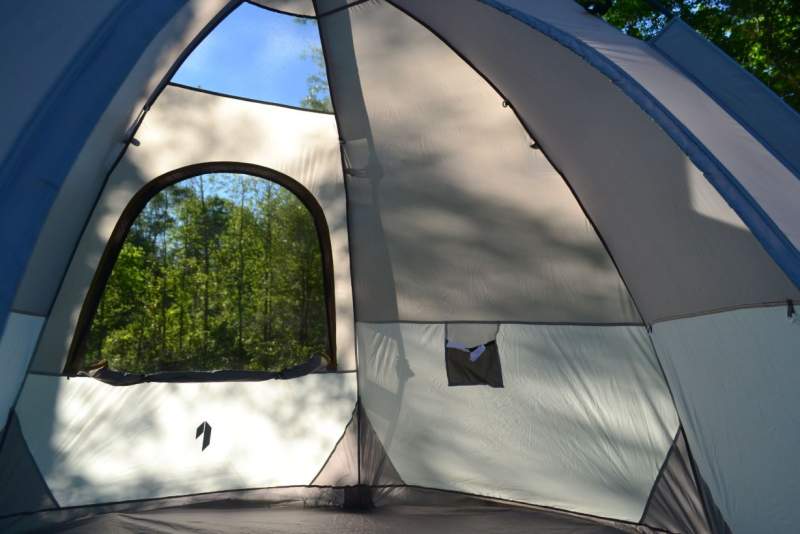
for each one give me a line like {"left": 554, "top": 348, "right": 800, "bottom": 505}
{"left": 358, "top": 322, "right": 678, "bottom": 521}
{"left": 251, "top": 0, "right": 316, "bottom": 17}
{"left": 1, "top": 1, "right": 798, "bottom": 532}
{"left": 15, "top": 372, "right": 356, "bottom": 506}
{"left": 653, "top": 306, "right": 800, "bottom": 533}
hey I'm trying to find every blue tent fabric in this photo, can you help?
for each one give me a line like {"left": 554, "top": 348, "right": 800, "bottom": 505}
{"left": 0, "top": 0, "right": 185, "bottom": 342}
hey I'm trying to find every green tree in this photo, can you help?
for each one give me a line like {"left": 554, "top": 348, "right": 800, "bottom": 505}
{"left": 300, "top": 46, "right": 333, "bottom": 112}
{"left": 577, "top": 0, "right": 800, "bottom": 111}
{"left": 86, "top": 174, "right": 329, "bottom": 374}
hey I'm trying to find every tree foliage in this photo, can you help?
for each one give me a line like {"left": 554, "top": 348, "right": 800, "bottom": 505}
{"left": 294, "top": 17, "right": 333, "bottom": 112}
{"left": 577, "top": 0, "right": 800, "bottom": 111}
{"left": 85, "top": 174, "right": 329, "bottom": 374}
{"left": 301, "top": 46, "right": 334, "bottom": 112}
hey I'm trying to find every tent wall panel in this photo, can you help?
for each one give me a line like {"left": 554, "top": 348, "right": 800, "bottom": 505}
{"left": 652, "top": 19, "right": 800, "bottom": 181}
{"left": 30, "top": 86, "right": 355, "bottom": 374}
{"left": 640, "top": 428, "right": 714, "bottom": 534}
{"left": 15, "top": 372, "right": 356, "bottom": 508}
{"left": 251, "top": 0, "right": 316, "bottom": 17}
{"left": 0, "top": 0, "right": 121, "bottom": 166}
{"left": 652, "top": 306, "right": 800, "bottom": 533}
{"left": 0, "top": 0, "right": 224, "bottom": 352}
{"left": 11, "top": 1, "right": 232, "bottom": 318}
{"left": 0, "top": 413, "right": 57, "bottom": 517}
{"left": 357, "top": 321, "right": 679, "bottom": 521}
{"left": 0, "top": 312, "right": 44, "bottom": 430}
{"left": 319, "top": 0, "right": 639, "bottom": 324}
{"left": 530, "top": 0, "right": 800, "bottom": 251}
{"left": 484, "top": 0, "right": 800, "bottom": 286}
{"left": 392, "top": 0, "right": 800, "bottom": 322}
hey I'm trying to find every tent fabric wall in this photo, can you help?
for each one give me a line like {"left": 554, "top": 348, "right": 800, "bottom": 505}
{"left": 652, "top": 19, "right": 800, "bottom": 181}
{"left": 318, "top": 0, "right": 639, "bottom": 324}
{"left": 357, "top": 322, "right": 679, "bottom": 521}
{"left": 0, "top": 0, "right": 219, "bottom": 352}
{"left": 29, "top": 85, "right": 356, "bottom": 374}
{"left": 640, "top": 428, "right": 714, "bottom": 534}
{"left": 652, "top": 306, "right": 800, "bottom": 533}
{"left": 251, "top": 0, "right": 316, "bottom": 17}
{"left": 390, "top": 0, "right": 800, "bottom": 324}
{"left": 14, "top": 372, "right": 356, "bottom": 507}
{"left": 0, "top": 313, "right": 44, "bottom": 430}
{"left": 10, "top": 1, "right": 232, "bottom": 319}
{"left": 0, "top": 413, "right": 57, "bottom": 517}
{"left": 479, "top": 0, "right": 800, "bottom": 288}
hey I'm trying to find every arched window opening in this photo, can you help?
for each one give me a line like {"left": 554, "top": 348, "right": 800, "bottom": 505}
{"left": 74, "top": 171, "right": 333, "bottom": 377}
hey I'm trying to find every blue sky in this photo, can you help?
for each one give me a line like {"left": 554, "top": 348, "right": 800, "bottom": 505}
{"left": 173, "top": 3, "right": 325, "bottom": 107}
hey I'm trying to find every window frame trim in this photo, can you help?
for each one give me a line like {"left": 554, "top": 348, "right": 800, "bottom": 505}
{"left": 63, "top": 161, "right": 338, "bottom": 376}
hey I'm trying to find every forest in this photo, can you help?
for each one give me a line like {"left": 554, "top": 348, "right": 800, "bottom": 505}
{"left": 84, "top": 174, "right": 329, "bottom": 374}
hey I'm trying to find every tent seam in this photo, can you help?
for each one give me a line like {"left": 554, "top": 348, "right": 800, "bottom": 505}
{"left": 650, "top": 20, "right": 800, "bottom": 181}
{"left": 311, "top": 0, "right": 363, "bottom": 484}
{"left": 168, "top": 82, "right": 336, "bottom": 114}
{"left": 381, "top": 0, "right": 648, "bottom": 326}
{"left": 245, "top": 0, "right": 317, "bottom": 19}
{"left": 477, "top": 0, "right": 800, "bottom": 291}
{"left": 638, "top": 427, "right": 681, "bottom": 524}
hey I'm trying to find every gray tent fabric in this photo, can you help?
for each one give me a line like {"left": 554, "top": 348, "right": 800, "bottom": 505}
{"left": 319, "top": 0, "right": 639, "bottom": 323}
{"left": 640, "top": 428, "right": 712, "bottom": 534}
{"left": 2, "top": 487, "right": 654, "bottom": 534}
{"left": 652, "top": 19, "right": 800, "bottom": 180}
{"left": 0, "top": 487, "right": 344, "bottom": 533}
{"left": 390, "top": 0, "right": 800, "bottom": 323}
{"left": 358, "top": 406, "right": 405, "bottom": 486}
{"left": 2, "top": 503, "right": 640, "bottom": 534}
{"left": 313, "top": 405, "right": 404, "bottom": 487}
{"left": 0, "top": 413, "right": 57, "bottom": 517}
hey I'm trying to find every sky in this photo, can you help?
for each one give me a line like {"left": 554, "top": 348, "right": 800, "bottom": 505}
{"left": 173, "top": 3, "right": 325, "bottom": 108}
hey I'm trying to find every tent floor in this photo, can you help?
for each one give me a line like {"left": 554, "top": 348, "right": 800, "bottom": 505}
{"left": 1, "top": 487, "right": 656, "bottom": 533}
{"left": 9, "top": 504, "right": 643, "bottom": 534}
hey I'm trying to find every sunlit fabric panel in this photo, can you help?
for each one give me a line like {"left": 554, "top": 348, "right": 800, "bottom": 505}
{"left": 251, "top": 0, "right": 316, "bottom": 17}
{"left": 319, "top": 0, "right": 638, "bottom": 324}
{"left": 357, "top": 321, "right": 679, "bottom": 521}
{"left": 31, "top": 86, "right": 356, "bottom": 373}
{"left": 653, "top": 306, "right": 800, "bottom": 533}
{"left": 652, "top": 19, "right": 800, "bottom": 182}
{"left": 15, "top": 372, "right": 356, "bottom": 507}
{"left": 393, "top": 0, "right": 800, "bottom": 322}
{"left": 0, "top": 312, "right": 44, "bottom": 430}
{"left": 493, "top": 0, "right": 800, "bottom": 261}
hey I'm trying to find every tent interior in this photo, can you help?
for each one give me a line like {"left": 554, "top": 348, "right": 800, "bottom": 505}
{"left": 1, "top": 1, "right": 799, "bottom": 532}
